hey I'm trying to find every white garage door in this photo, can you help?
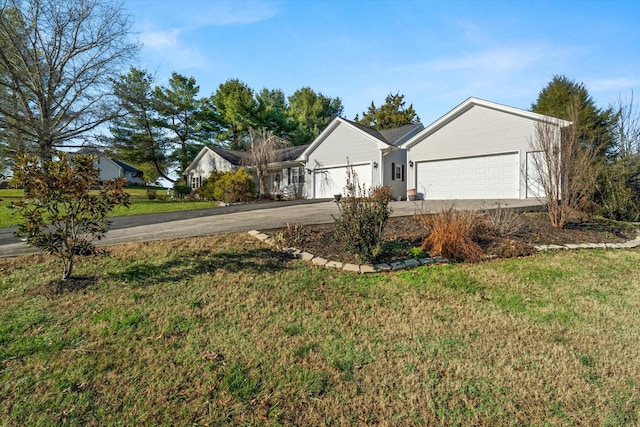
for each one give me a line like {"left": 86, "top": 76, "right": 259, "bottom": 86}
{"left": 313, "top": 164, "right": 372, "bottom": 199}
{"left": 416, "top": 153, "right": 519, "bottom": 199}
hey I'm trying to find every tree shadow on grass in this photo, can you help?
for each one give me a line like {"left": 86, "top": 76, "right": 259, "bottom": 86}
{"left": 45, "top": 275, "right": 99, "bottom": 295}
{"left": 104, "top": 247, "right": 294, "bottom": 288}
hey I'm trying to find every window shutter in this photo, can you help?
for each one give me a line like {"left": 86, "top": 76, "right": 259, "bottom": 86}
{"left": 402, "top": 165, "right": 405, "bottom": 182}
{"left": 391, "top": 162, "right": 396, "bottom": 181}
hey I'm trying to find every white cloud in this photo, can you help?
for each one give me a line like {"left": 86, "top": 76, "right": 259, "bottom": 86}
{"left": 139, "top": 28, "right": 181, "bottom": 50}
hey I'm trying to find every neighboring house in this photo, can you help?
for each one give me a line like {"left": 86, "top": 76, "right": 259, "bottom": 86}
{"left": 73, "top": 148, "right": 144, "bottom": 186}
{"left": 183, "top": 144, "right": 311, "bottom": 197}
{"left": 401, "top": 97, "right": 571, "bottom": 200}
{"left": 296, "top": 118, "right": 424, "bottom": 199}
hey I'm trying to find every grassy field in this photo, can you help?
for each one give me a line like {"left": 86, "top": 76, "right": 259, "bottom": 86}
{"left": 0, "top": 187, "right": 218, "bottom": 228}
{"left": 1, "top": 233, "right": 639, "bottom": 426}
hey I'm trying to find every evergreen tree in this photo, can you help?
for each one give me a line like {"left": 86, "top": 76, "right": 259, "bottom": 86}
{"left": 531, "top": 75, "right": 615, "bottom": 157}
{"left": 109, "top": 68, "right": 173, "bottom": 182}
{"left": 210, "top": 79, "right": 257, "bottom": 150}
{"left": 354, "top": 92, "right": 419, "bottom": 130}
{"left": 153, "top": 72, "right": 206, "bottom": 172}
{"left": 288, "top": 87, "right": 343, "bottom": 145}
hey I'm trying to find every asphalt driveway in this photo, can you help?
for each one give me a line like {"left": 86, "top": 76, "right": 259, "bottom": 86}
{"left": 0, "top": 198, "right": 542, "bottom": 257}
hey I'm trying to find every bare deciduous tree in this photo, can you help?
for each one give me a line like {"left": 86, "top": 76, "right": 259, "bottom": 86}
{"left": 611, "top": 90, "right": 640, "bottom": 159}
{"left": 245, "top": 127, "right": 289, "bottom": 197}
{"left": 529, "top": 100, "right": 598, "bottom": 228}
{"left": 0, "top": 0, "right": 138, "bottom": 160}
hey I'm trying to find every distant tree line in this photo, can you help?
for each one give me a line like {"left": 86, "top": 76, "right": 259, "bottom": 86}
{"left": 106, "top": 70, "right": 344, "bottom": 183}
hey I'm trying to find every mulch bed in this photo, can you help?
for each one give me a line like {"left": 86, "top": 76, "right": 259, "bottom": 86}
{"left": 267, "top": 212, "right": 637, "bottom": 265}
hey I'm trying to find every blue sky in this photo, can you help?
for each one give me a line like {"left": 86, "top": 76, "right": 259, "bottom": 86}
{"left": 123, "top": 0, "right": 640, "bottom": 124}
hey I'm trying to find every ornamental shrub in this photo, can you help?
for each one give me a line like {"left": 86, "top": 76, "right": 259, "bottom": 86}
{"left": 197, "top": 171, "right": 223, "bottom": 200}
{"left": 11, "top": 153, "right": 130, "bottom": 285}
{"left": 213, "top": 168, "right": 256, "bottom": 203}
{"left": 332, "top": 165, "right": 393, "bottom": 264}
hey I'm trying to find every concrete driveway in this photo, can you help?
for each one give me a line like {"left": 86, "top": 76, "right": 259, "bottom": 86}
{"left": 0, "top": 198, "right": 542, "bottom": 257}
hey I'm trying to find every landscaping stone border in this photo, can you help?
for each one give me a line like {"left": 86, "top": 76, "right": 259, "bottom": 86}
{"left": 247, "top": 229, "right": 449, "bottom": 273}
{"left": 248, "top": 229, "right": 640, "bottom": 274}
{"left": 534, "top": 230, "right": 640, "bottom": 251}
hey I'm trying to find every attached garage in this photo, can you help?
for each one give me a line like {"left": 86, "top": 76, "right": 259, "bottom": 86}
{"left": 313, "top": 163, "right": 372, "bottom": 198}
{"left": 416, "top": 153, "right": 519, "bottom": 199}
{"left": 402, "top": 98, "right": 572, "bottom": 201}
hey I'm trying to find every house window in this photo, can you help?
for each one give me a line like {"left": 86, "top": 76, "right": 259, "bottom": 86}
{"left": 291, "top": 167, "right": 305, "bottom": 184}
{"left": 391, "top": 163, "right": 405, "bottom": 182}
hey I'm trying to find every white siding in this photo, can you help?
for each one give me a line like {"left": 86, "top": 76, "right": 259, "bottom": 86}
{"left": 407, "top": 104, "right": 540, "bottom": 199}
{"left": 304, "top": 122, "right": 384, "bottom": 197}
{"left": 95, "top": 156, "right": 122, "bottom": 182}
{"left": 382, "top": 148, "right": 407, "bottom": 199}
{"left": 186, "top": 148, "right": 236, "bottom": 189}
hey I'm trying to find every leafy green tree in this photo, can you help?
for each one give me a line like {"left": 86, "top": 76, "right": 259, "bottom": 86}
{"left": 354, "top": 92, "right": 420, "bottom": 130}
{"left": 153, "top": 72, "right": 206, "bottom": 172}
{"left": 12, "top": 153, "right": 130, "bottom": 286}
{"left": 210, "top": 79, "right": 257, "bottom": 150}
{"left": 531, "top": 75, "right": 615, "bottom": 157}
{"left": 109, "top": 68, "right": 173, "bottom": 182}
{"left": 0, "top": 0, "right": 138, "bottom": 161}
{"left": 255, "top": 88, "right": 294, "bottom": 139}
{"left": 288, "top": 87, "right": 343, "bottom": 145}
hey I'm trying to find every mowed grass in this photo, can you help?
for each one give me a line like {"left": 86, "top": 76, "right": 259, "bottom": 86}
{"left": 0, "top": 188, "right": 218, "bottom": 228}
{"left": 1, "top": 235, "right": 639, "bottom": 426}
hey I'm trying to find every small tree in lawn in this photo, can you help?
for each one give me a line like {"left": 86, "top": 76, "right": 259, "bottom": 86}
{"left": 12, "top": 153, "right": 130, "bottom": 285}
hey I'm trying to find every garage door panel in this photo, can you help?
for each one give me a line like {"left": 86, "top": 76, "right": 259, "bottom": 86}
{"left": 416, "top": 153, "right": 518, "bottom": 200}
{"left": 313, "top": 164, "right": 372, "bottom": 199}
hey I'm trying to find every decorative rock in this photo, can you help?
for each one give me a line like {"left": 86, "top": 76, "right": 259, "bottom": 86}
{"left": 375, "top": 263, "right": 392, "bottom": 272}
{"left": 263, "top": 238, "right": 274, "bottom": 245}
{"left": 547, "top": 245, "right": 566, "bottom": 250}
{"left": 360, "top": 265, "right": 376, "bottom": 273}
{"left": 326, "top": 260, "right": 343, "bottom": 269}
{"left": 255, "top": 233, "right": 269, "bottom": 241}
{"left": 300, "top": 252, "right": 315, "bottom": 261}
{"left": 390, "top": 261, "right": 405, "bottom": 270}
{"left": 565, "top": 244, "right": 581, "bottom": 249}
{"left": 403, "top": 259, "right": 421, "bottom": 267}
{"left": 248, "top": 230, "right": 260, "bottom": 236}
{"left": 342, "top": 263, "right": 360, "bottom": 272}
{"left": 420, "top": 258, "right": 435, "bottom": 265}
{"left": 432, "top": 256, "right": 445, "bottom": 262}
{"left": 312, "top": 257, "right": 328, "bottom": 266}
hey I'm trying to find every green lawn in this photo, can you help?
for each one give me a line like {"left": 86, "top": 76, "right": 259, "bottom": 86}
{"left": 0, "top": 187, "right": 218, "bottom": 228}
{"left": 1, "top": 234, "right": 638, "bottom": 425}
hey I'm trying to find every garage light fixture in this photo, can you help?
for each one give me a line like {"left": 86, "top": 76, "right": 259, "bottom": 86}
{"left": 409, "top": 160, "right": 414, "bottom": 168}
{"left": 306, "top": 168, "right": 312, "bottom": 175}
{"left": 373, "top": 161, "right": 378, "bottom": 169}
